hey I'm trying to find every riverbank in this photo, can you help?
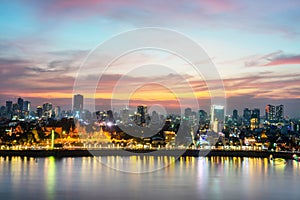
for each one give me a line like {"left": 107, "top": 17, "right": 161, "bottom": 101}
{"left": 0, "top": 149, "right": 299, "bottom": 159}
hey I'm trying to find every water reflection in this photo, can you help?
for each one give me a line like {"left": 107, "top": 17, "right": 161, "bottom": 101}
{"left": 45, "top": 156, "right": 56, "bottom": 200}
{"left": 0, "top": 156, "right": 299, "bottom": 200}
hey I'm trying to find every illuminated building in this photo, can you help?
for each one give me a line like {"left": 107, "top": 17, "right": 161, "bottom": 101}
{"left": 36, "top": 106, "right": 43, "bottom": 118}
{"left": 106, "top": 110, "right": 114, "bottom": 122}
{"left": 276, "top": 105, "right": 284, "bottom": 121}
{"left": 6, "top": 101, "right": 12, "bottom": 114}
{"left": 199, "top": 110, "right": 207, "bottom": 124}
{"left": 265, "top": 104, "right": 276, "bottom": 121}
{"left": 42, "top": 102, "right": 52, "bottom": 118}
{"left": 23, "top": 101, "right": 31, "bottom": 112}
{"left": 17, "top": 97, "right": 23, "bottom": 111}
{"left": 250, "top": 108, "right": 260, "bottom": 130}
{"left": 233, "top": 109, "right": 238, "bottom": 121}
{"left": 243, "top": 108, "right": 251, "bottom": 126}
{"left": 266, "top": 104, "right": 284, "bottom": 122}
{"left": 54, "top": 106, "right": 61, "bottom": 118}
{"left": 210, "top": 105, "right": 224, "bottom": 133}
{"left": 210, "top": 105, "right": 224, "bottom": 123}
{"left": 73, "top": 94, "right": 83, "bottom": 112}
{"left": 184, "top": 108, "right": 192, "bottom": 119}
{"left": 136, "top": 105, "right": 147, "bottom": 126}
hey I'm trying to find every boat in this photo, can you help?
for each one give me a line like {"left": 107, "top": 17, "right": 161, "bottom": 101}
{"left": 293, "top": 154, "right": 300, "bottom": 162}
{"left": 270, "top": 155, "right": 286, "bottom": 165}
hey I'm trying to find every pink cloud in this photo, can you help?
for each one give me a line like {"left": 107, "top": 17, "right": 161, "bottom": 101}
{"left": 264, "top": 55, "right": 300, "bottom": 66}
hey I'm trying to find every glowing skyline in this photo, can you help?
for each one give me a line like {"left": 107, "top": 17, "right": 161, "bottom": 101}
{"left": 0, "top": 0, "right": 300, "bottom": 117}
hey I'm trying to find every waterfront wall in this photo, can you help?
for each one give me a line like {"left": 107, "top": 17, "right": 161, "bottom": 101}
{"left": 0, "top": 149, "right": 299, "bottom": 159}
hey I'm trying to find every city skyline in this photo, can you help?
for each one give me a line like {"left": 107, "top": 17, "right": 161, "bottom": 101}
{"left": 1, "top": 0, "right": 300, "bottom": 117}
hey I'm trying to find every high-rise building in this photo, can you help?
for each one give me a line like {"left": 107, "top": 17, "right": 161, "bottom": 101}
{"left": 233, "top": 109, "right": 238, "bottom": 121}
{"left": 276, "top": 105, "right": 284, "bottom": 121}
{"left": 17, "top": 97, "right": 24, "bottom": 111}
{"left": 199, "top": 110, "right": 207, "bottom": 124}
{"left": 136, "top": 105, "right": 147, "bottom": 126}
{"left": 184, "top": 108, "right": 192, "bottom": 119}
{"left": 42, "top": 102, "right": 52, "bottom": 118}
{"left": 5, "top": 101, "right": 12, "bottom": 114}
{"left": 23, "top": 101, "right": 31, "bottom": 112}
{"left": 36, "top": 106, "right": 43, "bottom": 118}
{"left": 210, "top": 105, "right": 225, "bottom": 123}
{"left": 121, "top": 108, "right": 130, "bottom": 124}
{"left": 210, "top": 105, "right": 224, "bottom": 133}
{"left": 54, "top": 106, "right": 61, "bottom": 118}
{"left": 251, "top": 108, "right": 260, "bottom": 122}
{"left": 106, "top": 110, "right": 114, "bottom": 122}
{"left": 250, "top": 108, "right": 260, "bottom": 130}
{"left": 266, "top": 104, "right": 276, "bottom": 121}
{"left": 42, "top": 102, "right": 52, "bottom": 112}
{"left": 243, "top": 108, "right": 251, "bottom": 126}
{"left": 73, "top": 94, "right": 83, "bottom": 112}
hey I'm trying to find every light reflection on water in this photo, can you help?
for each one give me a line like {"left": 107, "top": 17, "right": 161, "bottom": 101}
{"left": 0, "top": 156, "right": 299, "bottom": 200}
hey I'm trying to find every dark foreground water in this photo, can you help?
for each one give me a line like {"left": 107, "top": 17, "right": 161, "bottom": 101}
{"left": 0, "top": 156, "right": 299, "bottom": 200}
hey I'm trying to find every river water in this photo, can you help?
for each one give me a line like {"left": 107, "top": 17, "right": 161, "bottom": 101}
{"left": 0, "top": 156, "right": 299, "bottom": 200}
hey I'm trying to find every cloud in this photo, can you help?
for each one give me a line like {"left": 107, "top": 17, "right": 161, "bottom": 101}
{"left": 264, "top": 54, "right": 300, "bottom": 66}
{"left": 244, "top": 51, "right": 283, "bottom": 67}
{"left": 244, "top": 51, "right": 300, "bottom": 67}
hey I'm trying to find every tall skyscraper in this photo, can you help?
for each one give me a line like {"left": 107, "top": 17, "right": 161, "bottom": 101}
{"left": 73, "top": 94, "right": 84, "bottom": 112}
{"left": 6, "top": 101, "right": 12, "bottom": 114}
{"left": 121, "top": 108, "right": 130, "bottom": 124}
{"left": 199, "top": 110, "right": 207, "bottom": 124}
{"left": 54, "top": 106, "right": 61, "bottom": 118}
{"left": 210, "top": 105, "right": 224, "bottom": 133}
{"left": 184, "top": 108, "right": 192, "bottom": 119}
{"left": 136, "top": 105, "right": 147, "bottom": 126}
{"left": 23, "top": 101, "right": 31, "bottom": 112}
{"left": 36, "top": 106, "right": 43, "bottom": 118}
{"left": 210, "top": 105, "right": 225, "bottom": 122}
{"left": 42, "top": 102, "right": 52, "bottom": 118}
{"left": 250, "top": 108, "right": 260, "bottom": 130}
{"left": 251, "top": 108, "right": 260, "bottom": 122}
{"left": 266, "top": 104, "right": 276, "bottom": 121}
{"left": 276, "top": 105, "right": 284, "bottom": 121}
{"left": 17, "top": 97, "right": 23, "bottom": 111}
{"left": 243, "top": 108, "right": 251, "bottom": 125}
{"left": 233, "top": 109, "right": 238, "bottom": 120}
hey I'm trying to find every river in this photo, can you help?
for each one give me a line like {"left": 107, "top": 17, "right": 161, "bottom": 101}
{"left": 0, "top": 156, "right": 299, "bottom": 200}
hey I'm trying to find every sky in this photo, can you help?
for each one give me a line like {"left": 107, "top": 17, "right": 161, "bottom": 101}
{"left": 0, "top": 0, "right": 300, "bottom": 117}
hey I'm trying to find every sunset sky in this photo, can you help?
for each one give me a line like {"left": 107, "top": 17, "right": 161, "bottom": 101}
{"left": 0, "top": 0, "right": 300, "bottom": 117}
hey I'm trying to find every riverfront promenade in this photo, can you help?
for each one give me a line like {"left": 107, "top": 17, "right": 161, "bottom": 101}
{"left": 0, "top": 149, "right": 299, "bottom": 159}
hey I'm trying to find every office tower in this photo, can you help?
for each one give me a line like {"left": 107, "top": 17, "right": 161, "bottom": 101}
{"left": 73, "top": 94, "right": 83, "bottom": 112}
{"left": 106, "top": 110, "right": 114, "bottom": 122}
{"left": 265, "top": 104, "right": 276, "bottom": 121}
{"left": 36, "top": 106, "right": 43, "bottom": 118}
{"left": 121, "top": 108, "right": 130, "bottom": 124}
{"left": 233, "top": 109, "right": 238, "bottom": 120}
{"left": 17, "top": 97, "right": 24, "bottom": 111}
{"left": 12, "top": 103, "right": 19, "bottom": 114}
{"left": 54, "top": 106, "right": 61, "bottom": 118}
{"left": 199, "top": 110, "right": 207, "bottom": 124}
{"left": 210, "top": 105, "right": 225, "bottom": 122}
{"left": 243, "top": 108, "right": 251, "bottom": 126}
{"left": 210, "top": 105, "right": 224, "bottom": 133}
{"left": 251, "top": 108, "right": 260, "bottom": 122}
{"left": 42, "top": 102, "right": 52, "bottom": 112}
{"left": 42, "top": 102, "right": 52, "bottom": 118}
{"left": 276, "top": 105, "right": 284, "bottom": 121}
{"left": 6, "top": 101, "right": 12, "bottom": 114}
{"left": 23, "top": 101, "right": 31, "bottom": 112}
{"left": 184, "top": 108, "right": 192, "bottom": 119}
{"left": 250, "top": 108, "right": 260, "bottom": 130}
{"left": 136, "top": 105, "right": 147, "bottom": 126}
